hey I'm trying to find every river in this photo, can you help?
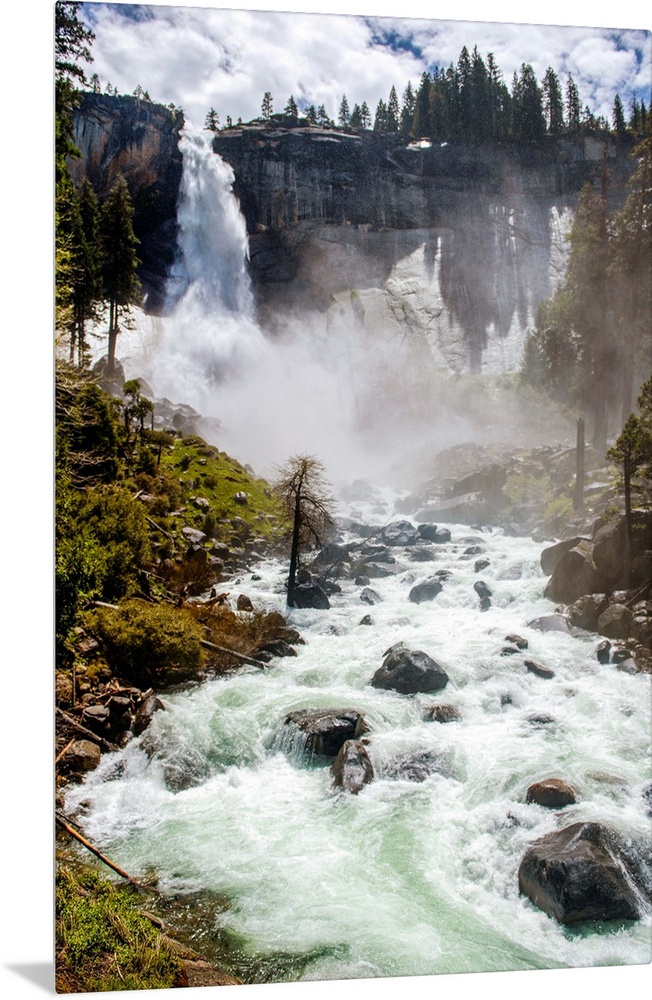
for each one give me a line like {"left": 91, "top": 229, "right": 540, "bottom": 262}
{"left": 63, "top": 487, "right": 652, "bottom": 983}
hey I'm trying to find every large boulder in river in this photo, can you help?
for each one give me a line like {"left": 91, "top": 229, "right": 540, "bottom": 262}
{"left": 592, "top": 510, "right": 652, "bottom": 592}
{"left": 281, "top": 708, "right": 369, "bottom": 758}
{"left": 381, "top": 520, "right": 418, "bottom": 546}
{"left": 540, "top": 536, "right": 590, "bottom": 577}
{"left": 597, "top": 603, "right": 634, "bottom": 640}
{"left": 543, "top": 539, "right": 600, "bottom": 603}
{"left": 518, "top": 822, "right": 641, "bottom": 924}
{"left": 526, "top": 778, "right": 576, "bottom": 807}
{"left": 292, "top": 581, "right": 330, "bottom": 609}
{"left": 330, "top": 739, "right": 374, "bottom": 794}
{"left": 370, "top": 643, "right": 449, "bottom": 695}
{"left": 408, "top": 579, "right": 443, "bottom": 604}
{"left": 417, "top": 524, "right": 451, "bottom": 544}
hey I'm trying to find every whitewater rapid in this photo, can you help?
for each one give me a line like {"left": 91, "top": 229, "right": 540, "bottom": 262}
{"left": 64, "top": 491, "right": 652, "bottom": 982}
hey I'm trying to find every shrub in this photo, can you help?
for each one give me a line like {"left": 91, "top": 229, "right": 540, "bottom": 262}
{"left": 85, "top": 599, "right": 205, "bottom": 686}
{"left": 78, "top": 484, "right": 152, "bottom": 599}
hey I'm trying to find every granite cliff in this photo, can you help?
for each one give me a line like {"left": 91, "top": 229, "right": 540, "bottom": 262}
{"left": 71, "top": 95, "right": 637, "bottom": 372}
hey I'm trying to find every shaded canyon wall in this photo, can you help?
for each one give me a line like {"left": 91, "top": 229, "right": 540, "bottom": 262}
{"left": 71, "top": 95, "right": 637, "bottom": 372}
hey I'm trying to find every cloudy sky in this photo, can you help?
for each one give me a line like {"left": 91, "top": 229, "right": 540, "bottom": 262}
{"left": 75, "top": 1, "right": 651, "bottom": 128}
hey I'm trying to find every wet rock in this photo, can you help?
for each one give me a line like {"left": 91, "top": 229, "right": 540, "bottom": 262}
{"left": 237, "top": 594, "right": 254, "bottom": 611}
{"left": 518, "top": 822, "right": 641, "bottom": 924}
{"left": 479, "top": 597, "right": 491, "bottom": 612}
{"left": 464, "top": 545, "right": 483, "bottom": 556}
{"left": 525, "top": 659, "right": 555, "bottom": 680}
{"left": 408, "top": 578, "right": 443, "bottom": 604}
{"left": 370, "top": 643, "right": 449, "bottom": 695}
{"left": 540, "top": 536, "right": 590, "bottom": 576}
{"left": 501, "top": 646, "right": 521, "bottom": 656}
{"left": 474, "top": 558, "right": 490, "bottom": 572}
{"left": 292, "top": 581, "right": 330, "bottom": 610}
{"left": 133, "top": 694, "right": 166, "bottom": 737}
{"left": 473, "top": 580, "right": 492, "bottom": 600}
{"left": 81, "top": 704, "right": 110, "bottom": 733}
{"left": 359, "top": 614, "right": 373, "bottom": 626}
{"left": 383, "top": 749, "right": 448, "bottom": 782}
{"left": 360, "top": 587, "right": 382, "bottom": 605}
{"left": 382, "top": 520, "right": 418, "bottom": 546}
{"left": 417, "top": 524, "right": 451, "bottom": 544}
{"left": 423, "top": 704, "right": 461, "bottom": 723}
{"left": 355, "top": 574, "right": 371, "bottom": 586}
{"left": 543, "top": 540, "right": 600, "bottom": 604}
{"left": 526, "top": 713, "right": 556, "bottom": 726}
{"left": 281, "top": 708, "right": 369, "bottom": 757}
{"left": 526, "top": 778, "right": 576, "bottom": 807}
{"left": 597, "top": 604, "right": 633, "bottom": 641}
{"left": 527, "top": 613, "right": 571, "bottom": 633}
{"left": 330, "top": 739, "right": 374, "bottom": 794}
{"left": 567, "top": 594, "right": 610, "bottom": 632}
{"left": 596, "top": 640, "right": 612, "bottom": 664}
{"left": 505, "top": 634, "right": 528, "bottom": 649}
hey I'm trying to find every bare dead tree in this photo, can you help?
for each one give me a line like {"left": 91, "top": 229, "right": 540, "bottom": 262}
{"left": 272, "top": 454, "right": 336, "bottom": 607}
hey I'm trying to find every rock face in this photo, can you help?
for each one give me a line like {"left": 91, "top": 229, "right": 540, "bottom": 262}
{"left": 518, "top": 822, "right": 641, "bottom": 924}
{"left": 370, "top": 643, "right": 449, "bottom": 694}
{"left": 70, "top": 93, "right": 184, "bottom": 312}
{"left": 213, "top": 124, "right": 636, "bottom": 372}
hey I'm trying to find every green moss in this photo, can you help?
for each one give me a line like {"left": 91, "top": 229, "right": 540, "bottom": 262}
{"left": 85, "top": 598, "right": 205, "bottom": 687}
{"left": 56, "top": 866, "right": 182, "bottom": 993}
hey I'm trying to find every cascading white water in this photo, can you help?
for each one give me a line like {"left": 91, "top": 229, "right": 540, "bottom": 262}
{"left": 64, "top": 493, "right": 651, "bottom": 983}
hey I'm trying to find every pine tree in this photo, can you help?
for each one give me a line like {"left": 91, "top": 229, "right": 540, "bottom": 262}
{"left": 360, "top": 101, "right": 371, "bottom": 130}
{"left": 100, "top": 176, "right": 141, "bottom": 374}
{"left": 349, "top": 103, "right": 363, "bottom": 131}
{"left": 373, "top": 99, "right": 388, "bottom": 133}
{"left": 512, "top": 64, "right": 545, "bottom": 139}
{"left": 612, "top": 94, "right": 627, "bottom": 136}
{"left": 386, "top": 86, "right": 400, "bottom": 132}
{"left": 411, "top": 72, "right": 432, "bottom": 137}
{"left": 338, "top": 94, "right": 350, "bottom": 129}
{"left": 90, "top": 72, "right": 101, "bottom": 93}
{"left": 204, "top": 108, "right": 220, "bottom": 131}
{"left": 261, "top": 91, "right": 273, "bottom": 120}
{"left": 285, "top": 95, "right": 299, "bottom": 118}
{"left": 566, "top": 73, "right": 581, "bottom": 131}
{"left": 543, "top": 67, "right": 564, "bottom": 134}
{"left": 317, "top": 104, "right": 333, "bottom": 128}
{"left": 400, "top": 82, "right": 416, "bottom": 135}
{"left": 305, "top": 104, "right": 318, "bottom": 125}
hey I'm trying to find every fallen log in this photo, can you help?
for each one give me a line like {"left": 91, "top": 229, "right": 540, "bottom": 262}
{"left": 199, "top": 638, "right": 267, "bottom": 669}
{"left": 56, "top": 812, "right": 153, "bottom": 892}
{"left": 55, "top": 708, "right": 120, "bottom": 752}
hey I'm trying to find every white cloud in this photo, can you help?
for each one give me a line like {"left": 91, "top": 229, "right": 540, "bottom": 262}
{"left": 80, "top": 2, "right": 650, "bottom": 128}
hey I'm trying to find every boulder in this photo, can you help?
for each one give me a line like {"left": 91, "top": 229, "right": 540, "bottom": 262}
{"left": 505, "top": 634, "right": 528, "bottom": 649}
{"left": 567, "top": 593, "right": 610, "bottom": 631}
{"left": 383, "top": 749, "right": 449, "bottom": 782}
{"left": 526, "top": 778, "right": 576, "bottom": 807}
{"left": 473, "top": 580, "right": 492, "bottom": 600}
{"left": 382, "top": 520, "right": 418, "bottom": 547}
{"left": 370, "top": 643, "right": 449, "bottom": 695}
{"left": 540, "top": 536, "right": 590, "bottom": 577}
{"left": 597, "top": 604, "right": 634, "bottom": 640}
{"left": 518, "top": 822, "right": 641, "bottom": 924}
{"left": 133, "top": 694, "right": 166, "bottom": 736}
{"left": 182, "top": 526, "right": 207, "bottom": 546}
{"left": 236, "top": 594, "right": 254, "bottom": 612}
{"left": 527, "top": 613, "right": 571, "bottom": 633}
{"left": 543, "top": 540, "right": 600, "bottom": 604}
{"left": 292, "top": 582, "right": 330, "bottom": 610}
{"left": 355, "top": 574, "right": 371, "bottom": 586}
{"left": 596, "top": 640, "right": 612, "bottom": 664}
{"left": 360, "top": 587, "right": 382, "bottom": 605}
{"left": 423, "top": 704, "right": 461, "bottom": 723}
{"left": 64, "top": 739, "right": 102, "bottom": 773}
{"left": 330, "top": 739, "right": 374, "bottom": 794}
{"left": 417, "top": 524, "right": 451, "bottom": 544}
{"left": 359, "top": 614, "right": 373, "bottom": 626}
{"left": 474, "top": 558, "right": 490, "bottom": 572}
{"left": 281, "top": 708, "right": 369, "bottom": 757}
{"left": 525, "top": 659, "right": 555, "bottom": 679}
{"left": 408, "top": 579, "right": 443, "bottom": 604}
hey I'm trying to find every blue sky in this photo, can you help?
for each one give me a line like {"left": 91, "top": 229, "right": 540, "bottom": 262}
{"left": 76, "top": 1, "right": 651, "bottom": 129}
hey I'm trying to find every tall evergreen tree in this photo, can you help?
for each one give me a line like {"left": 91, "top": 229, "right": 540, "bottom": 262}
{"left": 386, "top": 86, "right": 400, "bottom": 133}
{"left": 360, "top": 101, "right": 371, "bottom": 130}
{"left": 285, "top": 95, "right": 299, "bottom": 118}
{"left": 338, "top": 94, "right": 350, "bottom": 129}
{"left": 261, "top": 91, "right": 273, "bottom": 120}
{"left": 204, "top": 107, "right": 220, "bottom": 131}
{"left": 566, "top": 73, "right": 581, "bottom": 131}
{"left": 373, "top": 99, "right": 388, "bottom": 133}
{"left": 100, "top": 176, "right": 141, "bottom": 374}
{"left": 512, "top": 64, "right": 545, "bottom": 139}
{"left": 411, "top": 72, "right": 432, "bottom": 137}
{"left": 349, "top": 103, "right": 363, "bottom": 131}
{"left": 543, "top": 67, "right": 564, "bottom": 133}
{"left": 400, "top": 82, "right": 416, "bottom": 134}
{"left": 612, "top": 94, "right": 627, "bottom": 136}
